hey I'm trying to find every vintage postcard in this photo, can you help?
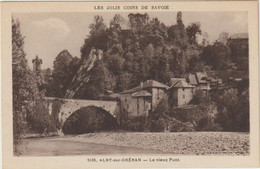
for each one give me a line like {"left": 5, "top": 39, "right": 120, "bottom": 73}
{"left": 1, "top": 1, "right": 259, "bottom": 168}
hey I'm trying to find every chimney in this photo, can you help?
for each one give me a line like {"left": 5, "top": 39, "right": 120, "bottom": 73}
{"left": 140, "top": 82, "right": 143, "bottom": 89}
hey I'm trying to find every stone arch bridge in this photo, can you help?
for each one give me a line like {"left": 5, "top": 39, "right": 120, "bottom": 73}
{"left": 44, "top": 97, "right": 120, "bottom": 129}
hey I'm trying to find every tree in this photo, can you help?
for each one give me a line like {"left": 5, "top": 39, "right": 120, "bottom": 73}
{"left": 215, "top": 88, "right": 249, "bottom": 131}
{"left": 12, "top": 18, "right": 54, "bottom": 154}
{"left": 176, "top": 11, "right": 183, "bottom": 26}
{"left": 51, "top": 50, "right": 73, "bottom": 98}
{"left": 167, "top": 11, "right": 188, "bottom": 50}
{"left": 12, "top": 18, "right": 37, "bottom": 154}
{"left": 218, "top": 32, "right": 229, "bottom": 44}
{"left": 107, "top": 14, "right": 125, "bottom": 48}
{"left": 128, "top": 13, "right": 149, "bottom": 33}
{"left": 116, "top": 72, "right": 132, "bottom": 92}
{"left": 192, "top": 90, "right": 211, "bottom": 106}
{"left": 227, "top": 34, "right": 248, "bottom": 70}
{"left": 202, "top": 42, "right": 231, "bottom": 69}
{"left": 81, "top": 15, "right": 108, "bottom": 60}
{"left": 89, "top": 15, "right": 107, "bottom": 38}
{"left": 186, "top": 22, "right": 202, "bottom": 45}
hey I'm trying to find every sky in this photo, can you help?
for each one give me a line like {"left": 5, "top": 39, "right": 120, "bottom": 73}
{"left": 13, "top": 12, "right": 248, "bottom": 69}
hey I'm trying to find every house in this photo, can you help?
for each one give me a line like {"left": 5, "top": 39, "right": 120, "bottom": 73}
{"left": 195, "top": 72, "right": 211, "bottom": 90}
{"left": 168, "top": 78, "right": 195, "bottom": 107}
{"left": 207, "top": 77, "right": 223, "bottom": 90}
{"left": 120, "top": 80, "right": 168, "bottom": 117}
{"left": 188, "top": 72, "right": 224, "bottom": 91}
{"left": 188, "top": 72, "right": 210, "bottom": 91}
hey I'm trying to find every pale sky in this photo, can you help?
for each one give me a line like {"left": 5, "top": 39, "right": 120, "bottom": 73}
{"left": 13, "top": 12, "right": 248, "bottom": 69}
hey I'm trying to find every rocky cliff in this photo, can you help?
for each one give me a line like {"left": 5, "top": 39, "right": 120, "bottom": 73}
{"left": 65, "top": 48, "right": 103, "bottom": 99}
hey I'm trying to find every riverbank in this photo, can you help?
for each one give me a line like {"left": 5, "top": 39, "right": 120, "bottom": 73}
{"left": 22, "top": 132, "right": 60, "bottom": 139}
{"left": 62, "top": 132, "right": 249, "bottom": 155}
{"left": 17, "top": 136, "right": 168, "bottom": 156}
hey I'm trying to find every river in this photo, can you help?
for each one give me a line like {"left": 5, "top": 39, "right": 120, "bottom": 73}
{"left": 18, "top": 135, "right": 166, "bottom": 156}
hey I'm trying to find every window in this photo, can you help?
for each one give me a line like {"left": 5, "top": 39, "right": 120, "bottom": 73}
{"left": 125, "top": 98, "right": 127, "bottom": 102}
{"left": 137, "top": 98, "right": 139, "bottom": 114}
{"left": 157, "top": 89, "right": 160, "bottom": 100}
{"left": 182, "top": 88, "right": 185, "bottom": 91}
{"left": 127, "top": 104, "right": 129, "bottom": 109}
{"left": 183, "top": 94, "right": 185, "bottom": 99}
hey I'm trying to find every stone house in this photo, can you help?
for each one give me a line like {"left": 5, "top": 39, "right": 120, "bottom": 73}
{"left": 168, "top": 78, "right": 195, "bottom": 107}
{"left": 120, "top": 80, "right": 168, "bottom": 117}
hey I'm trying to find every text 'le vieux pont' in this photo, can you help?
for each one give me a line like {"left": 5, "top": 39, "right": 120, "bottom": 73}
{"left": 94, "top": 5, "right": 170, "bottom": 10}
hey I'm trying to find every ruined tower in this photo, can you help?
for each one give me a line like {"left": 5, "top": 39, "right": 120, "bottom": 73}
{"left": 32, "top": 55, "right": 43, "bottom": 85}
{"left": 32, "top": 55, "right": 42, "bottom": 73}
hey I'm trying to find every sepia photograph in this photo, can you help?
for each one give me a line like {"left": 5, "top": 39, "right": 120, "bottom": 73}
{"left": 1, "top": 1, "right": 259, "bottom": 168}
{"left": 12, "top": 11, "right": 250, "bottom": 156}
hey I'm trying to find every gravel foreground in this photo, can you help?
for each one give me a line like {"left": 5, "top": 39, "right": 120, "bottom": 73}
{"left": 65, "top": 132, "right": 249, "bottom": 155}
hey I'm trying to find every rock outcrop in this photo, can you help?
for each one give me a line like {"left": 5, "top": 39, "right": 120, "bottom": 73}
{"left": 65, "top": 48, "right": 103, "bottom": 99}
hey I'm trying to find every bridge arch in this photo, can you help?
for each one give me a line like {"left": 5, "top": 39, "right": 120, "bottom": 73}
{"left": 62, "top": 106, "right": 118, "bottom": 134}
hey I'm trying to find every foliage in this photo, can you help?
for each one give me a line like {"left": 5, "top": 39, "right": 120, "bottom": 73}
{"left": 69, "top": 12, "right": 199, "bottom": 97}
{"left": 12, "top": 18, "right": 39, "bottom": 154}
{"left": 215, "top": 88, "right": 249, "bottom": 131}
{"left": 27, "top": 93, "right": 57, "bottom": 133}
{"left": 227, "top": 36, "right": 248, "bottom": 70}
{"left": 218, "top": 32, "right": 229, "bottom": 44}
{"left": 33, "top": 13, "right": 248, "bottom": 133}
{"left": 12, "top": 18, "right": 58, "bottom": 154}
{"left": 123, "top": 116, "right": 147, "bottom": 132}
{"left": 81, "top": 16, "right": 108, "bottom": 60}
{"left": 152, "top": 97, "right": 169, "bottom": 116}
{"left": 191, "top": 90, "right": 211, "bottom": 106}
{"left": 12, "top": 18, "right": 65, "bottom": 156}
{"left": 49, "top": 50, "right": 74, "bottom": 97}
{"left": 202, "top": 41, "right": 231, "bottom": 69}
{"left": 186, "top": 22, "right": 202, "bottom": 45}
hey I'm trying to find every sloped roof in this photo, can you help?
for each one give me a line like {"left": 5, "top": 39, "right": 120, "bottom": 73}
{"left": 170, "top": 78, "right": 186, "bottom": 87}
{"left": 143, "top": 80, "right": 168, "bottom": 89}
{"left": 188, "top": 75, "right": 198, "bottom": 85}
{"left": 196, "top": 72, "right": 208, "bottom": 84}
{"left": 121, "top": 80, "right": 168, "bottom": 94}
{"left": 132, "top": 90, "right": 152, "bottom": 97}
{"left": 173, "top": 80, "right": 194, "bottom": 88}
{"left": 121, "top": 85, "right": 141, "bottom": 94}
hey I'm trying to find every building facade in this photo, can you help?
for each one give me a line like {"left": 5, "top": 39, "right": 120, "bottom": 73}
{"left": 120, "top": 80, "right": 168, "bottom": 117}
{"left": 168, "top": 78, "right": 195, "bottom": 107}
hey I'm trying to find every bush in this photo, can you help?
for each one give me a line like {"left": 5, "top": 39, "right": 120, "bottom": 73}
{"left": 123, "top": 116, "right": 147, "bottom": 132}
{"left": 147, "top": 118, "right": 166, "bottom": 132}
{"left": 215, "top": 88, "right": 249, "bottom": 132}
{"left": 169, "top": 103, "right": 221, "bottom": 131}
{"left": 191, "top": 90, "right": 211, "bottom": 105}
{"left": 196, "top": 117, "right": 222, "bottom": 131}
{"left": 169, "top": 121, "right": 194, "bottom": 132}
